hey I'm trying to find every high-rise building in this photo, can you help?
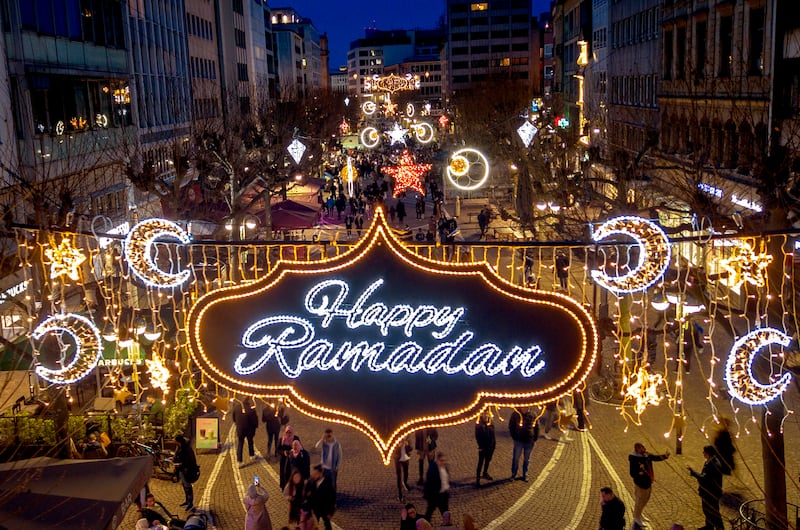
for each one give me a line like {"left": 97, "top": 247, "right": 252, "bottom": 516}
{"left": 271, "top": 8, "right": 323, "bottom": 100}
{"left": 446, "top": 0, "right": 536, "bottom": 94}
{"left": 186, "top": 0, "right": 222, "bottom": 124}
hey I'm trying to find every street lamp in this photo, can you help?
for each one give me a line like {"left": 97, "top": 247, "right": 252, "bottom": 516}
{"left": 224, "top": 214, "right": 261, "bottom": 240}
{"left": 652, "top": 291, "right": 705, "bottom": 454}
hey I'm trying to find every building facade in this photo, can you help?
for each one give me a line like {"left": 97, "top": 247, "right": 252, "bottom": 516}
{"left": 271, "top": 7, "right": 322, "bottom": 100}
{"left": 446, "top": 0, "right": 536, "bottom": 95}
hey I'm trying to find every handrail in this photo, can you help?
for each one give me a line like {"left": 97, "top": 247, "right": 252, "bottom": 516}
{"left": 736, "top": 499, "right": 800, "bottom": 530}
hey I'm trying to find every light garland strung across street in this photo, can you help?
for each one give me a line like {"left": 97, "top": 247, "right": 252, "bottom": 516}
{"left": 360, "top": 127, "right": 380, "bottom": 149}
{"left": 382, "top": 150, "right": 431, "bottom": 197}
{"left": 363, "top": 73, "right": 420, "bottom": 93}
{"left": 590, "top": 216, "right": 671, "bottom": 295}
{"left": 287, "top": 138, "right": 307, "bottom": 165}
{"left": 123, "top": 218, "right": 191, "bottom": 288}
{"left": 725, "top": 328, "right": 792, "bottom": 406}
{"left": 32, "top": 313, "right": 102, "bottom": 384}
{"left": 45, "top": 236, "right": 87, "bottom": 282}
{"left": 446, "top": 148, "right": 490, "bottom": 191}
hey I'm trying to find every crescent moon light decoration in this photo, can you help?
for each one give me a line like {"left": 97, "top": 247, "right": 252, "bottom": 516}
{"left": 124, "top": 218, "right": 191, "bottom": 288}
{"left": 725, "top": 328, "right": 793, "bottom": 406}
{"left": 413, "top": 122, "right": 435, "bottom": 144}
{"left": 33, "top": 313, "right": 102, "bottom": 384}
{"left": 590, "top": 216, "right": 671, "bottom": 295}
{"left": 446, "top": 148, "right": 490, "bottom": 191}
{"left": 360, "top": 127, "right": 380, "bottom": 149}
{"left": 361, "top": 101, "right": 377, "bottom": 115}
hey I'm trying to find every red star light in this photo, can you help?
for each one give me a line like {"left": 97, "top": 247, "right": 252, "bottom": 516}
{"left": 382, "top": 150, "right": 431, "bottom": 197}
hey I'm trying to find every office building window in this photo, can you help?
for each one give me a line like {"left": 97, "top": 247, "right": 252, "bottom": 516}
{"left": 694, "top": 20, "right": 707, "bottom": 80}
{"left": 718, "top": 14, "right": 733, "bottom": 77}
{"left": 663, "top": 29, "right": 673, "bottom": 80}
{"left": 676, "top": 26, "right": 686, "bottom": 79}
{"left": 748, "top": 7, "right": 765, "bottom": 75}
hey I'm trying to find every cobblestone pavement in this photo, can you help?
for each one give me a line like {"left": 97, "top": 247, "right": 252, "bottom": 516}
{"left": 122, "top": 379, "right": 800, "bottom": 530}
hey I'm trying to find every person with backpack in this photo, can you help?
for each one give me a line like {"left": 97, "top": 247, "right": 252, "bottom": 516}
{"left": 509, "top": 406, "right": 538, "bottom": 482}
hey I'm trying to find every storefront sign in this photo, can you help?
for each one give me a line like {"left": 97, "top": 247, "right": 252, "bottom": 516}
{"left": 188, "top": 210, "right": 598, "bottom": 463}
{"left": 196, "top": 416, "right": 219, "bottom": 450}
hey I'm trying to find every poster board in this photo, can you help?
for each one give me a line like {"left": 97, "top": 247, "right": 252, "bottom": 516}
{"left": 195, "top": 416, "right": 219, "bottom": 450}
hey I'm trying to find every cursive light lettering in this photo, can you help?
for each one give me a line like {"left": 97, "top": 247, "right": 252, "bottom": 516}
{"left": 235, "top": 277, "right": 547, "bottom": 380}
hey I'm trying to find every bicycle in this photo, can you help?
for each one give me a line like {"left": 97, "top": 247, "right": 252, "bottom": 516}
{"left": 116, "top": 438, "right": 177, "bottom": 481}
{"left": 588, "top": 363, "right": 623, "bottom": 403}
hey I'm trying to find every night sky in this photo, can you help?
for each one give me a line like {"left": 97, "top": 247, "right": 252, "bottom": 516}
{"left": 281, "top": 0, "right": 553, "bottom": 68}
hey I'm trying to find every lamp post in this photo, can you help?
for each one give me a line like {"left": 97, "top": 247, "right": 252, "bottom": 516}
{"left": 651, "top": 292, "right": 705, "bottom": 455}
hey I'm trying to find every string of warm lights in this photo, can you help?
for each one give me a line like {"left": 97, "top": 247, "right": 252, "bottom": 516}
{"left": 381, "top": 150, "right": 431, "bottom": 197}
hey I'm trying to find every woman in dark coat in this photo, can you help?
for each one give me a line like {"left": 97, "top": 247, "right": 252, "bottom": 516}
{"left": 174, "top": 435, "right": 199, "bottom": 511}
{"left": 278, "top": 425, "right": 300, "bottom": 489}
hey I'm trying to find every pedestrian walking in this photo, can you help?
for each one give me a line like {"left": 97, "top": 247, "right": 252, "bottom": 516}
{"left": 573, "top": 389, "right": 588, "bottom": 431}
{"left": 541, "top": 400, "right": 560, "bottom": 440}
{"left": 423, "top": 452, "right": 451, "bottom": 523}
{"left": 509, "top": 406, "right": 538, "bottom": 481}
{"left": 415, "top": 428, "right": 438, "bottom": 485}
{"left": 314, "top": 428, "right": 342, "bottom": 491}
{"left": 234, "top": 397, "right": 259, "bottom": 467}
{"left": 474, "top": 410, "right": 496, "bottom": 487}
{"left": 477, "top": 209, "right": 488, "bottom": 239}
{"left": 244, "top": 481, "right": 273, "bottom": 530}
{"left": 279, "top": 425, "right": 301, "bottom": 489}
{"left": 395, "top": 437, "right": 413, "bottom": 501}
{"left": 262, "top": 400, "right": 284, "bottom": 459}
{"left": 712, "top": 417, "right": 736, "bottom": 477}
{"left": 397, "top": 200, "right": 407, "bottom": 224}
{"left": 344, "top": 215, "right": 354, "bottom": 237}
{"left": 629, "top": 442, "right": 670, "bottom": 528}
{"left": 283, "top": 469, "right": 306, "bottom": 525}
{"left": 598, "top": 486, "right": 626, "bottom": 530}
{"left": 174, "top": 435, "right": 200, "bottom": 512}
{"left": 688, "top": 446, "right": 724, "bottom": 530}
{"left": 306, "top": 464, "right": 336, "bottom": 530}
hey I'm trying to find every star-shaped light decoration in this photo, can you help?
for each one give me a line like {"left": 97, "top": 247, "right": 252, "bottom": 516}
{"left": 339, "top": 118, "right": 349, "bottom": 135}
{"left": 45, "top": 237, "right": 87, "bottom": 282}
{"left": 287, "top": 138, "right": 306, "bottom": 165}
{"left": 438, "top": 114, "right": 449, "bottom": 129}
{"left": 624, "top": 367, "right": 664, "bottom": 416}
{"left": 517, "top": 121, "right": 539, "bottom": 148}
{"left": 383, "top": 100, "right": 398, "bottom": 116}
{"left": 145, "top": 352, "right": 171, "bottom": 395}
{"left": 382, "top": 150, "right": 431, "bottom": 197}
{"left": 719, "top": 242, "right": 772, "bottom": 288}
{"left": 385, "top": 123, "right": 408, "bottom": 146}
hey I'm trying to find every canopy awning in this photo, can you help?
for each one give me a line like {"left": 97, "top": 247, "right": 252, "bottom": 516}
{"left": 0, "top": 456, "right": 152, "bottom": 529}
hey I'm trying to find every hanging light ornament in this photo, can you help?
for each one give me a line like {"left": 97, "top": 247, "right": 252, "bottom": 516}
{"left": 45, "top": 236, "right": 87, "bottom": 282}
{"left": 382, "top": 150, "right": 431, "bottom": 197}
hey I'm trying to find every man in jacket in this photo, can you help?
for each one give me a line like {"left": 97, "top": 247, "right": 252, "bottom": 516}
{"left": 306, "top": 464, "right": 336, "bottom": 530}
{"left": 233, "top": 397, "right": 259, "bottom": 467}
{"left": 315, "top": 428, "right": 342, "bottom": 490}
{"left": 629, "top": 442, "right": 670, "bottom": 528}
{"left": 509, "top": 407, "right": 538, "bottom": 482}
{"left": 599, "top": 487, "right": 626, "bottom": 530}
{"left": 688, "top": 446, "right": 724, "bottom": 530}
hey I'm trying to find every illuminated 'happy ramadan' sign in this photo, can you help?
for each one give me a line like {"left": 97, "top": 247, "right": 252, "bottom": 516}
{"left": 188, "top": 209, "right": 598, "bottom": 463}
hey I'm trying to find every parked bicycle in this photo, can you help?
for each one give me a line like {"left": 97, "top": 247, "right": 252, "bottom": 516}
{"left": 116, "top": 438, "right": 177, "bottom": 481}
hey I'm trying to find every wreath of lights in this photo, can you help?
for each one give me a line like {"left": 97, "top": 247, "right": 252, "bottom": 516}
{"left": 413, "top": 122, "right": 435, "bottom": 144}
{"left": 361, "top": 101, "right": 377, "bottom": 115}
{"left": 45, "top": 237, "right": 87, "bottom": 282}
{"left": 123, "top": 218, "right": 191, "bottom": 288}
{"left": 186, "top": 207, "right": 599, "bottom": 464}
{"left": 382, "top": 150, "right": 431, "bottom": 197}
{"left": 287, "top": 138, "right": 307, "bottom": 165}
{"left": 360, "top": 127, "right": 380, "bottom": 149}
{"left": 725, "top": 328, "right": 792, "bottom": 406}
{"left": 590, "top": 216, "right": 671, "bottom": 295}
{"left": 446, "top": 148, "right": 490, "bottom": 191}
{"left": 32, "top": 313, "right": 102, "bottom": 384}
